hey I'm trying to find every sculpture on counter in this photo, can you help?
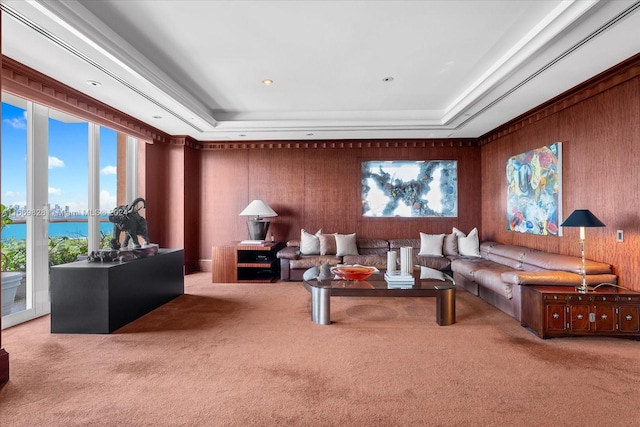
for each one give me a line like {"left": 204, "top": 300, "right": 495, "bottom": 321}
{"left": 87, "top": 198, "right": 157, "bottom": 263}
{"left": 109, "top": 197, "right": 150, "bottom": 250}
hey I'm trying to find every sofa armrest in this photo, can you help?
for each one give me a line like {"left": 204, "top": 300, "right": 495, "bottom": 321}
{"left": 277, "top": 246, "right": 300, "bottom": 260}
{"left": 501, "top": 271, "right": 617, "bottom": 286}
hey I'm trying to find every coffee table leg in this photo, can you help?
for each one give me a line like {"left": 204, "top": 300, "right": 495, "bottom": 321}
{"left": 311, "top": 286, "right": 331, "bottom": 325}
{"left": 436, "top": 287, "right": 456, "bottom": 326}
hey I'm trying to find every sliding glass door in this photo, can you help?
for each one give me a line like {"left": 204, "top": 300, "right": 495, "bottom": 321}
{"left": 1, "top": 92, "right": 134, "bottom": 329}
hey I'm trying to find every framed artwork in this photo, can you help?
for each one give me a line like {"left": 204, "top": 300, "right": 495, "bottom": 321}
{"left": 506, "top": 142, "right": 562, "bottom": 235}
{"left": 361, "top": 160, "right": 457, "bottom": 217}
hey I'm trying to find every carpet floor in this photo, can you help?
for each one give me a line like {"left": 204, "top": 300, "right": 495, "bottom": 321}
{"left": 1, "top": 272, "right": 639, "bottom": 426}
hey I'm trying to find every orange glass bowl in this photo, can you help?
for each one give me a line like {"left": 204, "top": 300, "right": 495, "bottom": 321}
{"left": 330, "top": 265, "right": 377, "bottom": 281}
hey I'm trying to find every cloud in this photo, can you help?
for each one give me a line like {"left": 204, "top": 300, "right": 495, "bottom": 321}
{"left": 48, "top": 187, "right": 62, "bottom": 195}
{"left": 100, "top": 165, "right": 117, "bottom": 175}
{"left": 2, "top": 117, "right": 26, "bottom": 129}
{"left": 49, "top": 156, "right": 65, "bottom": 169}
{"left": 100, "top": 190, "right": 117, "bottom": 212}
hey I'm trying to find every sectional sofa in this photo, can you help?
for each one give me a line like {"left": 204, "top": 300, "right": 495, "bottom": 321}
{"left": 451, "top": 241, "right": 617, "bottom": 321}
{"left": 277, "top": 232, "right": 460, "bottom": 281}
{"left": 278, "top": 231, "right": 618, "bottom": 322}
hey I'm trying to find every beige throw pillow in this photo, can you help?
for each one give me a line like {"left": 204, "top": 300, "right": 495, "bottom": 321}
{"left": 418, "top": 232, "right": 445, "bottom": 257}
{"left": 335, "top": 233, "right": 359, "bottom": 256}
{"left": 318, "top": 234, "right": 337, "bottom": 256}
{"left": 453, "top": 227, "right": 481, "bottom": 257}
{"left": 443, "top": 233, "right": 459, "bottom": 256}
{"left": 300, "top": 228, "right": 322, "bottom": 255}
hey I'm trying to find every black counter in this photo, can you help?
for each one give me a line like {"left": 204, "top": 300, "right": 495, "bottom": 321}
{"left": 50, "top": 248, "right": 184, "bottom": 333}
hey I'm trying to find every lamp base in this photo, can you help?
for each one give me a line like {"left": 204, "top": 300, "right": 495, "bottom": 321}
{"left": 575, "top": 285, "right": 594, "bottom": 294}
{"left": 247, "top": 220, "right": 270, "bottom": 241}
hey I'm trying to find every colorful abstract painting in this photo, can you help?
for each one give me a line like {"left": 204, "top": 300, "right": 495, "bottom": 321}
{"left": 506, "top": 143, "right": 562, "bottom": 235}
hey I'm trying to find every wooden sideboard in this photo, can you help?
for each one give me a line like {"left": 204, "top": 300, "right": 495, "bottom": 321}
{"left": 521, "top": 285, "right": 640, "bottom": 339}
{"left": 212, "top": 242, "right": 285, "bottom": 283}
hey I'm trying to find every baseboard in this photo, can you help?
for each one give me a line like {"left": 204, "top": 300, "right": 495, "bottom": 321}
{"left": 0, "top": 348, "right": 9, "bottom": 384}
{"left": 198, "top": 259, "right": 212, "bottom": 272}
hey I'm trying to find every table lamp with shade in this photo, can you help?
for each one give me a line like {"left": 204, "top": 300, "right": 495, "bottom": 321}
{"left": 560, "top": 209, "right": 605, "bottom": 293}
{"left": 239, "top": 200, "right": 278, "bottom": 241}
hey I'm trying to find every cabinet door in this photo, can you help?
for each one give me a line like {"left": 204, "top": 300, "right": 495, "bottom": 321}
{"left": 545, "top": 304, "right": 567, "bottom": 331}
{"left": 569, "top": 305, "right": 590, "bottom": 332}
{"left": 619, "top": 305, "right": 640, "bottom": 332}
{"left": 593, "top": 305, "right": 615, "bottom": 332}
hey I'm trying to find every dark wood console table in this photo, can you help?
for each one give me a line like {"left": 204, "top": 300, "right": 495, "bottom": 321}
{"left": 521, "top": 285, "right": 640, "bottom": 339}
{"left": 50, "top": 248, "right": 184, "bottom": 333}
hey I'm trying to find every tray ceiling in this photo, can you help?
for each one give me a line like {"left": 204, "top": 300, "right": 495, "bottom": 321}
{"left": 2, "top": 0, "right": 639, "bottom": 141}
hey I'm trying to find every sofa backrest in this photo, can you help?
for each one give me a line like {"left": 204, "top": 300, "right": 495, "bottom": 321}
{"left": 479, "top": 241, "right": 612, "bottom": 275}
{"left": 356, "top": 239, "right": 389, "bottom": 255}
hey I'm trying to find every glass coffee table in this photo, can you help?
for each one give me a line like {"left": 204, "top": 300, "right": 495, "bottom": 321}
{"left": 302, "top": 265, "right": 456, "bottom": 326}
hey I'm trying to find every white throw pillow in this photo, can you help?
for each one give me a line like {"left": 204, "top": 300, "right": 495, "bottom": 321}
{"left": 300, "top": 228, "right": 322, "bottom": 255}
{"left": 453, "top": 227, "right": 481, "bottom": 257}
{"left": 334, "top": 233, "right": 359, "bottom": 256}
{"left": 418, "top": 232, "right": 445, "bottom": 257}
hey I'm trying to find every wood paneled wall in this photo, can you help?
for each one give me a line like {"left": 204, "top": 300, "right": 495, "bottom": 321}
{"left": 198, "top": 142, "right": 481, "bottom": 270}
{"left": 480, "top": 65, "right": 640, "bottom": 291}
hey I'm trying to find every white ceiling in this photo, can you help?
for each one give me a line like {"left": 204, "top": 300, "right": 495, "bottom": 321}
{"left": 2, "top": 0, "right": 640, "bottom": 141}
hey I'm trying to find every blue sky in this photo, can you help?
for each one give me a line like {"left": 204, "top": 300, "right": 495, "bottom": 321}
{"left": 2, "top": 101, "right": 118, "bottom": 213}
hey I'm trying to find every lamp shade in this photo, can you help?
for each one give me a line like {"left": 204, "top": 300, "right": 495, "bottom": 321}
{"left": 239, "top": 200, "right": 278, "bottom": 219}
{"left": 560, "top": 209, "right": 605, "bottom": 228}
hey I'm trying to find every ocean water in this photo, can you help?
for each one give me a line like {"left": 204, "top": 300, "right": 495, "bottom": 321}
{"left": 2, "top": 221, "right": 114, "bottom": 241}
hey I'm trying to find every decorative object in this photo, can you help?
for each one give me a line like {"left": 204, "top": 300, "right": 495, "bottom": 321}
{"left": 400, "top": 246, "right": 413, "bottom": 275}
{"left": 418, "top": 233, "right": 445, "bottom": 257}
{"left": 384, "top": 270, "right": 415, "bottom": 287}
{"left": 506, "top": 143, "right": 562, "bottom": 235}
{"left": 330, "top": 265, "right": 378, "bottom": 281}
{"left": 452, "top": 227, "right": 481, "bottom": 257}
{"left": 300, "top": 228, "right": 322, "bottom": 255}
{"left": 109, "top": 197, "right": 150, "bottom": 249}
{"left": 334, "top": 233, "right": 359, "bottom": 256}
{"left": 386, "top": 251, "right": 397, "bottom": 273}
{"left": 239, "top": 200, "right": 278, "bottom": 241}
{"left": 560, "top": 209, "right": 605, "bottom": 293}
{"left": 361, "top": 160, "right": 457, "bottom": 217}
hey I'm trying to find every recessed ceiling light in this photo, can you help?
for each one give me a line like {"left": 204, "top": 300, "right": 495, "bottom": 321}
{"left": 152, "top": 115, "right": 162, "bottom": 119}
{"left": 86, "top": 80, "right": 101, "bottom": 87}
{"left": 382, "top": 77, "right": 394, "bottom": 82}
{"left": 261, "top": 79, "right": 274, "bottom": 85}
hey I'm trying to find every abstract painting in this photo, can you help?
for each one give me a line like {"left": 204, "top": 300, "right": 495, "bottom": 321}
{"left": 506, "top": 143, "right": 562, "bottom": 235}
{"left": 362, "top": 160, "right": 457, "bottom": 217}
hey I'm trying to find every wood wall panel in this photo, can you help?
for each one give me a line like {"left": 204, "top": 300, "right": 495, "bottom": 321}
{"left": 198, "top": 142, "right": 481, "bottom": 267}
{"left": 248, "top": 149, "right": 305, "bottom": 241}
{"left": 198, "top": 149, "right": 248, "bottom": 267}
{"left": 481, "top": 77, "right": 640, "bottom": 291}
{"left": 184, "top": 145, "right": 201, "bottom": 273}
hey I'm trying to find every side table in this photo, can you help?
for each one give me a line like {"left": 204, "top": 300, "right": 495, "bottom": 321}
{"left": 212, "top": 241, "right": 285, "bottom": 283}
{"left": 521, "top": 285, "right": 640, "bottom": 339}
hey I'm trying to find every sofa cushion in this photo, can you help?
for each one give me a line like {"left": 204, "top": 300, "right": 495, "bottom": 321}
{"left": 474, "top": 268, "right": 514, "bottom": 299}
{"left": 290, "top": 256, "right": 340, "bottom": 269}
{"left": 417, "top": 255, "right": 451, "bottom": 271}
{"left": 319, "top": 234, "right": 337, "bottom": 255}
{"left": 419, "top": 232, "right": 445, "bottom": 257}
{"left": 343, "top": 254, "right": 387, "bottom": 268}
{"left": 300, "top": 228, "right": 322, "bottom": 255}
{"left": 453, "top": 227, "right": 481, "bottom": 257}
{"left": 335, "top": 233, "right": 359, "bottom": 256}
{"left": 522, "top": 250, "right": 612, "bottom": 275}
{"left": 443, "top": 233, "right": 459, "bottom": 256}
